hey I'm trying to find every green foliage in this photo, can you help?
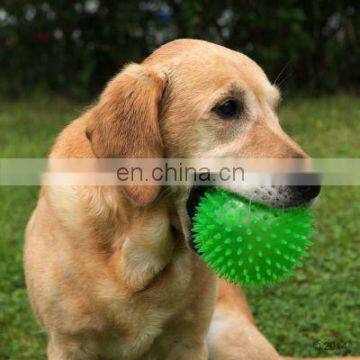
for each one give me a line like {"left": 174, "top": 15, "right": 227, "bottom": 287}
{"left": 0, "top": 95, "right": 359, "bottom": 357}
{"left": 0, "top": 1, "right": 359, "bottom": 98}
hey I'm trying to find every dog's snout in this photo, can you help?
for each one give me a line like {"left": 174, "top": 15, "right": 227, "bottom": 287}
{"left": 292, "top": 172, "right": 322, "bottom": 202}
{"left": 293, "top": 185, "right": 321, "bottom": 202}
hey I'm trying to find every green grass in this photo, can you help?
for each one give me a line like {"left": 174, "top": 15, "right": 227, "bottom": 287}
{"left": 0, "top": 95, "right": 359, "bottom": 359}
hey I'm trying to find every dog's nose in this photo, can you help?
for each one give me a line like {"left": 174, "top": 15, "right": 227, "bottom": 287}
{"left": 293, "top": 185, "right": 321, "bottom": 202}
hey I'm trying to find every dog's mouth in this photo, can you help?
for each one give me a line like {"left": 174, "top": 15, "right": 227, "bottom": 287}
{"left": 185, "top": 182, "right": 321, "bottom": 251}
{"left": 186, "top": 185, "right": 210, "bottom": 222}
{"left": 186, "top": 185, "right": 210, "bottom": 251}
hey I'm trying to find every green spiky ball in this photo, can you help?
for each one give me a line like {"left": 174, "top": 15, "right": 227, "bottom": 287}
{"left": 193, "top": 189, "right": 314, "bottom": 286}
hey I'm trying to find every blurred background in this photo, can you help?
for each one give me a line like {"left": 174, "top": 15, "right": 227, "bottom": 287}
{"left": 0, "top": 0, "right": 359, "bottom": 98}
{"left": 0, "top": 1, "right": 359, "bottom": 359}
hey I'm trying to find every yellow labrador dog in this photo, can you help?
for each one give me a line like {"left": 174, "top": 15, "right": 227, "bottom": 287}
{"left": 24, "top": 39, "right": 356, "bottom": 360}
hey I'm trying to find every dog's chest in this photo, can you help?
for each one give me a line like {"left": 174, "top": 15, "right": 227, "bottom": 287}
{"left": 101, "top": 249, "right": 212, "bottom": 358}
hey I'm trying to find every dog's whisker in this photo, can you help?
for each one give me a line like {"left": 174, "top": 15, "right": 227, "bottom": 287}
{"left": 276, "top": 69, "right": 294, "bottom": 90}
{"left": 273, "top": 60, "right": 291, "bottom": 86}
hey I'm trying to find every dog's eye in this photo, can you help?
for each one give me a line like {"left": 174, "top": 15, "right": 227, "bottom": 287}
{"left": 214, "top": 99, "right": 243, "bottom": 119}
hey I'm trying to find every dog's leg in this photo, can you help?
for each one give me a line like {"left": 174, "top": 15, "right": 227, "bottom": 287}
{"left": 145, "top": 331, "right": 209, "bottom": 360}
{"left": 145, "top": 279, "right": 216, "bottom": 360}
{"left": 207, "top": 279, "right": 282, "bottom": 360}
{"left": 166, "top": 342, "right": 208, "bottom": 360}
{"left": 47, "top": 334, "right": 97, "bottom": 360}
{"left": 208, "top": 280, "right": 359, "bottom": 360}
{"left": 47, "top": 340, "right": 70, "bottom": 360}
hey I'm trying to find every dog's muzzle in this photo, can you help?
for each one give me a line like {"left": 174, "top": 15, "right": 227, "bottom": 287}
{"left": 185, "top": 173, "right": 321, "bottom": 252}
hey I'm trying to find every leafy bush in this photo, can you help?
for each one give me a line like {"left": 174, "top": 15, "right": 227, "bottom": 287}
{"left": 0, "top": 1, "right": 359, "bottom": 98}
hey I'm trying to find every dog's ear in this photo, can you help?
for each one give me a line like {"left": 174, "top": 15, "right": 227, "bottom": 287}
{"left": 86, "top": 63, "right": 166, "bottom": 207}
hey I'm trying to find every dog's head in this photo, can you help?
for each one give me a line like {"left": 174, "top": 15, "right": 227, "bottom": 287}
{"left": 86, "top": 39, "right": 320, "bottom": 244}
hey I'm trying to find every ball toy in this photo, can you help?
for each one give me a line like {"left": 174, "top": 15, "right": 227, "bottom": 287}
{"left": 192, "top": 188, "right": 314, "bottom": 286}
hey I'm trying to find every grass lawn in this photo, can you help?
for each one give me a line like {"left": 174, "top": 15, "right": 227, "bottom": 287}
{"left": 0, "top": 95, "right": 359, "bottom": 359}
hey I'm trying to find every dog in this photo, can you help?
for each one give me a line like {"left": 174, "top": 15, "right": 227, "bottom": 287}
{"left": 24, "top": 39, "right": 356, "bottom": 360}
